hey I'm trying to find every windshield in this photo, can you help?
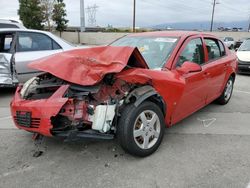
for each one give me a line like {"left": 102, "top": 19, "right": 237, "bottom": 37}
{"left": 238, "top": 39, "right": 250, "bottom": 51}
{"left": 111, "top": 36, "right": 179, "bottom": 69}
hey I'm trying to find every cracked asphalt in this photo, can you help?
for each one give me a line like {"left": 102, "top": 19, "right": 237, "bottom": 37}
{"left": 0, "top": 74, "right": 250, "bottom": 188}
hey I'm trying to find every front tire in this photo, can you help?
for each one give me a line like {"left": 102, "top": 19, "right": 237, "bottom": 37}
{"left": 117, "top": 101, "right": 165, "bottom": 157}
{"left": 216, "top": 76, "right": 234, "bottom": 105}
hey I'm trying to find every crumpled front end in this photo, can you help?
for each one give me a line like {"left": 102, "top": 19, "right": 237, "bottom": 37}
{"left": 10, "top": 73, "right": 135, "bottom": 139}
{"left": 10, "top": 46, "right": 157, "bottom": 140}
{"left": 10, "top": 80, "right": 69, "bottom": 136}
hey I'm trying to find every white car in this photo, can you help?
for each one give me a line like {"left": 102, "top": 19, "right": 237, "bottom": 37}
{"left": 236, "top": 38, "right": 250, "bottom": 74}
{"left": 0, "top": 28, "right": 75, "bottom": 87}
{"left": 0, "top": 19, "right": 26, "bottom": 29}
{"left": 222, "top": 37, "right": 235, "bottom": 49}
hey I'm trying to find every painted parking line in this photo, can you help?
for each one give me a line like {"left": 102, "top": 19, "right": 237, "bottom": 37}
{"left": 234, "top": 90, "right": 250, "bottom": 95}
{"left": 0, "top": 116, "right": 11, "bottom": 120}
{"left": 246, "top": 182, "right": 250, "bottom": 188}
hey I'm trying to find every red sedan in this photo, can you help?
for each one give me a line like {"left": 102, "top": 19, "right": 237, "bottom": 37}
{"left": 10, "top": 31, "right": 237, "bottom": 157}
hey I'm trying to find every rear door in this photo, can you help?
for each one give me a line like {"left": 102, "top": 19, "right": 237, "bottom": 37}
{"left": 202, "top": 38, "right": 228, "bottom": 103}
{"left": 15, "top": 31, "right": 63, "bottom": 83}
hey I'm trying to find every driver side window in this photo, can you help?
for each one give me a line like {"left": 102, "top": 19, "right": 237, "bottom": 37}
{"left": 176, "top": 38, "right": 204, "bottom": 67}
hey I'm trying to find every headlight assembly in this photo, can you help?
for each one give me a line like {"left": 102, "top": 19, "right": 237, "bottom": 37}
{"left": 20, "top": 77, "right": 38, "bottom": 99}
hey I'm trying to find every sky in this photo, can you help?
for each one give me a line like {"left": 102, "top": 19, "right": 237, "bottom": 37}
{"left": 0, "top": 0, "right": 249, "bottom": 27}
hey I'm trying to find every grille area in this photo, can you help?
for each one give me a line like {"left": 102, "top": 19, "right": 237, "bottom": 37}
{"left": 14, "top": 111, "right": 41, "bottom": 128}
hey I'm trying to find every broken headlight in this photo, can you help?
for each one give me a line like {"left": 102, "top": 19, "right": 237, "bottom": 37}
{"left": 20, "top": 77, "right": 38, "bottom": 99}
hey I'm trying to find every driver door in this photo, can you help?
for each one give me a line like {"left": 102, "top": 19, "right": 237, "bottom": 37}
{"left": 171, "top": 37, "right": 209, "bottom": 124}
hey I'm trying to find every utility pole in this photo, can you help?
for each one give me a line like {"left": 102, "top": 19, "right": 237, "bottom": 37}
{"left": 133, "top": 0, "right": 136, "bottom": 32}
{"left": 80, "top": 0, "right": 85, "bottom": 32}
{"left": 210, "top": 0, "right": 216, "bottom": 32}
{"left": 248, "top": 14, "right": 250, "bottom": 32}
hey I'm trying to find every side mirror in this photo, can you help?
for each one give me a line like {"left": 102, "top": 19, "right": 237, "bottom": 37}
{"left": 176, "top": 61, "right": 202, "bottom": 74}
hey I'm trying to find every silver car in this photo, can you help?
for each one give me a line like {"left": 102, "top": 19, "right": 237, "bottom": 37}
{"left": 0, "top": 28, "right": 74, "bottom": 87}
{"left": 0, "top": 19, "right": 26, "bottom": 29}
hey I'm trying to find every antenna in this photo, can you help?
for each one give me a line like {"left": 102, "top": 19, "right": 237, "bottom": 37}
{"left": 86, "top": 4, "right": 98, "bottom": 27}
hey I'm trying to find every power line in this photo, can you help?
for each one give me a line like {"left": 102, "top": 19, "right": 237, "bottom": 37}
{"left": 86, "top": 4, "right": 98, "bottom": 27}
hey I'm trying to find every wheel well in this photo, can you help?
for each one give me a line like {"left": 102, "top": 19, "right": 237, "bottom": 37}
{"left": 146, "top": 95, "right": 166, "bottom": 116}
{"left": 124, "top": 85, "right": 166, "bottom": 116}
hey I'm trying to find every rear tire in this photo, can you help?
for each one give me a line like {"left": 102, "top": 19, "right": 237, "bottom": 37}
{"left": 117, "top": 101, "right": 165, "bottom": 157}
{"left": 216, "top": 76, "right": 234, "bottom": 105}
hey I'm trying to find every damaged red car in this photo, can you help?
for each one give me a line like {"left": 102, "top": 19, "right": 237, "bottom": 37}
{"left": 10, "top": 31, "right": 237, "bottom": 157}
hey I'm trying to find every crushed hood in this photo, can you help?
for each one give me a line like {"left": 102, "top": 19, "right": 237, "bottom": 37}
{"left": 29, "top": 46, "right": 148, "bottom": 86}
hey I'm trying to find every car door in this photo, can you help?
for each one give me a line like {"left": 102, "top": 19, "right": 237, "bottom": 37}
{"left": 15, "top": 31, "right": 63, "bottom": 83}
{"left": 0, "top": 32, "right": 18, "bottom": 86}
{"left": 171, "top": 36, "right": 209, "bottom": 124}
{"left": 202, "top": 38, "right": 228, "bottom": 104}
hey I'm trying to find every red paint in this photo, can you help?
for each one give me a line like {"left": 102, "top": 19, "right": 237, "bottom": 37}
{"left": 11, "top": 31, "right": 237, "bottom": 136}
{"left": 29, "top": 46, "right": 148, "bottom": 86}
{"left": 11, "top": 85, "right": 69, "bottom": 136}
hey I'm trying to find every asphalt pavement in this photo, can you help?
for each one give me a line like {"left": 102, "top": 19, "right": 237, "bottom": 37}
{"left": 0, "top": 74, "right": 250, "bottom": 188}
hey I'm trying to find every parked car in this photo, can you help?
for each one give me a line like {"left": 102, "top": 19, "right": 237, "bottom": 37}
{"left": 222, "top": 37, "right": 235, "bottom": 49}
{"left": 10, "top": 31, "right": 237, "bottom": 157}
{"left": 0, "top": 28, "right": 74, "bottom": 87}
{"left": 0, "top": 19, "right": 26, "bottom": 29}
{"left": 236, "top": 38, "right": 250, "bottom": 74}
{"left": 235, "top": 38, "right": 247, "bottom": 51}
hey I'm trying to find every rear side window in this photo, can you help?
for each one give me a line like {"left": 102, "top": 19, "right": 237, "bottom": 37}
{"left": 17, "top": 32, "right": 61, "bottom": 52}
{"left": 52, "top": 41, "right": 61, "bottom": 50}
{"left": 176, "top": 38, "right": 204, "bottom": 66}
{"left": 204, "top": 39, "right": 221, "bottom": 61}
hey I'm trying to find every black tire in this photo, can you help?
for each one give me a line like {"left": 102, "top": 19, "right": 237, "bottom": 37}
{"left": 117, "top": 101, "right": 165, "bottom": 157}
{"left": 216, "top": 76, "right": 234, "bottom": 105}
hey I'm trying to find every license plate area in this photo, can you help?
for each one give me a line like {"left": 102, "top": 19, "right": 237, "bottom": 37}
{"left": 16, "top": 111, "right": 32, "bottom": 127}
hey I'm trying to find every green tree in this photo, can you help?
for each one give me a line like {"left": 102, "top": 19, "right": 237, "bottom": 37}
{"left": 18, "top": 0, "right": 45, "bottom": 30}
{"left": 52, "top": 0, "right": 68, "bottom": 32}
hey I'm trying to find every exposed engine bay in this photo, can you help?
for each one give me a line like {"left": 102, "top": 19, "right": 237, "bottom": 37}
{"left": 19, "top": 73, "right": 141, "bottom": 139}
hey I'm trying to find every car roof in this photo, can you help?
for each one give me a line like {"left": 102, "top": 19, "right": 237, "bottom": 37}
{"left": 127, "top": 31, "right": 218, "bottom": 40}
{"left": 0, "top": 20, "right": 27, "bottom": 29}
{"left": 0, "top": 28, "right": 50, "bottom": 34}
{"left": 0, "top": 28, "right": 74, "bottom": 50}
